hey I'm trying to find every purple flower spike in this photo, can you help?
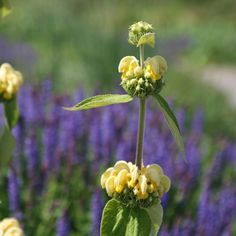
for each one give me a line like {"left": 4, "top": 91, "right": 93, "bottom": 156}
{"left": 56, "top": 211, "right": 70, "bottom": 236}
{"left": 91, "top": 189, "right": 104, "bottom": 236}
{"left": 8, "top": 168, "right": 20, "bottom": 216}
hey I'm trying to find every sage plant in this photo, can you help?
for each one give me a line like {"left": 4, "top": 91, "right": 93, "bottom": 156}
{"left": 66, "top": 21, "right": 185, "bottom": 236}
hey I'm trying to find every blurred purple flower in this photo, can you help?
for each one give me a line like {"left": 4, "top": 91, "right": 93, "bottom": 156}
{"left": 91, "top": 189, "right": 104, "bottom": 236}
{"left": 56, "top": 211, "right": 70, "bottom": 236}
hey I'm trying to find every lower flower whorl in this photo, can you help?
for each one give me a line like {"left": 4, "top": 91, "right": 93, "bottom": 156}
{"left": 100, "top": 161, "right": 171, "bottom": 208}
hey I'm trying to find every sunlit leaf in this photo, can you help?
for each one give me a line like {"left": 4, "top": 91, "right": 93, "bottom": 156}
{"left": 101, "top": 199, "right": 151, "bottom": 236}
{"left": 145, "top": 203, "right": 163, "bottom": 235}
{"left": 64, "top": 94, "right": 133, "bottom": 111}
{"left": 155, "top": 94, "right": 186, "bottom": 160}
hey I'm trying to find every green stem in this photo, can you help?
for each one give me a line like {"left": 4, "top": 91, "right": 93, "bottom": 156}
{"left": 140, "top": 45, "right": 144, "bottom": 68}
{"left": 135, "top": 45, "right": 146, "bottom": 169}
{"left": 135, "top": 97, "right": 146, "bottom": 169}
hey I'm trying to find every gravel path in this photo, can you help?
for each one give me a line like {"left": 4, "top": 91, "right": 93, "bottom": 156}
{"left": 202, "top": 66, "right": 236, "bottom": 108}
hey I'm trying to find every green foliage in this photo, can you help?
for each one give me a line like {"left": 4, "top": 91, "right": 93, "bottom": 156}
{"left": 155, "top": 94, "right": 186, "bottom": 160}
{"left": 145, "top": 203, "right": 163, "bottom": 236}
{"left": 0, "top": 128, "right": 15, "bottom": 174}
{"left": 64, "top": 94, "right": 133, "bottom": 111}
{"left": 4, "top": 98, "right": 19, "bottom": 130}
{"left": 0, "top": 0, "right": 11, "bottom": 17}
{"left": 101, "top": 199, "right": 152, "bottom": 236}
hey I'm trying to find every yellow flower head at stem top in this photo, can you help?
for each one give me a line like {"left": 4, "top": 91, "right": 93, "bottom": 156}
{"left": 0, "top": 218, "right": 24, "bottom": 236}
{"left": 128, "top": 21, "right": 155, "bottom": 47}
{"left": 101, "top": 161, "right": 171, "bottom": 207}
{"left": 0, "top": 63, "right": 23, "bottom": 100}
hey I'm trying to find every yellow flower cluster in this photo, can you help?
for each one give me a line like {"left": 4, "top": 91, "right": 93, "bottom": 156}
{"left": 0, "top": 218, "right": 24, "bottom": 236}
{"left": 101, "top": 161, "right": 170, "bottom": 200}
{"left": 118, "top": 56, "right": 167, "bottom": 82}
{"left": 0, "top": 63, "right": 23, "bottom": 100}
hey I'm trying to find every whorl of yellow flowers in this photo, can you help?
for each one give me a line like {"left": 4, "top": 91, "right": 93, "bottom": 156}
{"left": 118, "top": 55, "right": 167, "bottom": 81}
{"left": 0, "top": 63, "right": 23, "bottom": 100}
{"left": 118, "top": 55, "right": 167, "bottom": 97}
{"left": 0, "top": 218, "right": 24, "bottom": 236}
{"left": 101, "top": 161, "right": 170, "bottom": 206}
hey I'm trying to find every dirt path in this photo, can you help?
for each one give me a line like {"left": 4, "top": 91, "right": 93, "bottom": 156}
{"left": 202, "top": 65, "right": 236, "bottom": 108}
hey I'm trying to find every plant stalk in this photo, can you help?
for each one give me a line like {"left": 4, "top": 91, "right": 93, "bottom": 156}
{"left": 135, "top": 45, "right": 146, "bottom": 169}
{"left": 135, "top": 97, "right": 146, "bottom": 169}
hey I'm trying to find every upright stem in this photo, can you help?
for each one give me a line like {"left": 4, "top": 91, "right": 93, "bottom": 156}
{"left": 135, "top": 45, "right": 146, "bottom": 169}
{"left": 135, "top": 98, "right": 146, "bottom": 169}
{"left": 140, "top": 45, "right": 144, "bottom": 68}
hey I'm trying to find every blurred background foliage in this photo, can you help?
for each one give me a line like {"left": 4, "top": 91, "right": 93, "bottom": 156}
{"left": 0, "top": 0, "right": 236, "bottom": 137}
{"left": 1, "top": 0, "right": 236, "bottom": 235}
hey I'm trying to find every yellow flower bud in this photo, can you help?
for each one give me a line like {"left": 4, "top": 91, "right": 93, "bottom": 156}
{"left": 115, "top": 169, "right": 129, "bottom": 187}
{"left": 114, "top": 160, "right": 130, "bottom": 172}
{"left": 118, "top": 56, "right": 139, "bottom": 79}
{"left": 105, "top": 176, "right": 116, "bottom": 197}
{"left": 100, "top": 167, "right": 113, "bottom": 188}
{"left": 139, "top": 174, "right": 148, "bottom": 195}
{"left": 0, "top": 63, "right": 23, "bottom": 100}
{"left": 146, "top": 164, "right": 164, "bottom": 185}
{"left": 161, "top": 175, "right": 171, "bottom": 193}
{"left": 0, "top": 218, "right": 23, "bottom": 236}
{"left": 128, "top": 166, "right": 139, "bottom": 187}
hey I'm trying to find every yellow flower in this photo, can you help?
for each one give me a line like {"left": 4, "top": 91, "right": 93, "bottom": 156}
{"left": 144, "top": 64, "right": 161, "bottom": 81}
{"left": 100, "top": 167, "right": 113, "bottom": 188}
{"left": 146, "top": 164, "right": 164, "bottom": 186}
{"left": 100, "top": 161, "right": 171, "bottom": 201}
{"left": 0, "top": 218, "right": 24, "bottom": 236}
{"left": 105, "top": 176, "right": 116, "bottom": 196}
{"left": 144, "top": 56, "right": 167, "bottom": 81}
{"left": 0, "top": 63, "right": 23, "bottom": 100}
{"left": 118, "top": 56, "right": 139, "bottom": 79}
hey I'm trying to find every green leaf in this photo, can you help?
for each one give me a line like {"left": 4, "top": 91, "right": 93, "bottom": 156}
{"left": 4, "top": 97, "right": 19, "bottom": 130}
{"left": 0, "top": 0, "right": 11, "bottom": 17}
{"left": 63, "top": 94, "right": 133, "bottom": 111}
{"left": 0, "top": 128, "right": 15, "bottom": 171}
{"left": 101, "top": 199, "right": 151, "bottom": 236}
{"left": 137, "top": 33, "right": 155, "bottom": 48}
{"left": 155, "top": 94, "right": 186, "bottom": 160}
{"left": 145, "top": 203, "right": 163, "bottom": 236}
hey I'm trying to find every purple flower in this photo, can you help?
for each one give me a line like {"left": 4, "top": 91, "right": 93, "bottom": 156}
{"left": 8, "top": 168, "right": 20, "bottom": 216}
{"left": 91, "top": 189, "right": 104, "bottom": 236}
{"left": 56, "top": 211, "right": 70, "bottom": 236}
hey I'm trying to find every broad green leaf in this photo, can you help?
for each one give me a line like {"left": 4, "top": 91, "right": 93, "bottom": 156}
{"left": 4, "top": 97, "right": 19, "bottom": 130}
{"left": 0, "top": 128, "right": 15, "bottom": 171}
{"left": 0, "top": 0, "right": 11, "bottom": 17}
{"left": 155, "top": 94, "right": 186, "bottom": 160}
{"left": 125, "top": 207, "right": 151, "bottom": 236}
{"left": 137, "top": 33, "right": 155, "bottom": 48}
{"left": 64, "top": 94, "right": 133, "bottom": 111}
{"left": 101, "top": 199, "right": 151, "bottom": 236}
{"left": 145, "top": 203, "right": 163, "bottom": 235}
